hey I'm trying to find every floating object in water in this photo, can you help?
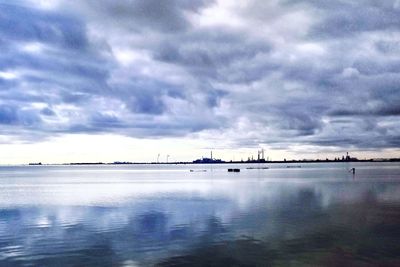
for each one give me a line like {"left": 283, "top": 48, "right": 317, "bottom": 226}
{"left": 29, "top": 162, "right": 42, "bottom": 166}
{"left": 246, "top": 167, "right": 269, "bottom": 170}
{"left": 228, "top": 168, "right": 240, "bottom": 172}
{"left": 286, "top": 165, "right": 301, "bottom": 168}
{"left": 190, "top": 169, "right": 207, "bottom": 172}
{"left": 349, "top": 168, "right": 355, "bottom": 174}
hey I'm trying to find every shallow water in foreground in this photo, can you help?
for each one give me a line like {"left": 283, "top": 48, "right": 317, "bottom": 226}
{"left": 0, "top": 162, "right": 400, "bottom": 266}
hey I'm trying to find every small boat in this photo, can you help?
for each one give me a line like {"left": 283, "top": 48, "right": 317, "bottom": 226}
{"left": 228, "top": 168, "right": 240, "bottom": 172}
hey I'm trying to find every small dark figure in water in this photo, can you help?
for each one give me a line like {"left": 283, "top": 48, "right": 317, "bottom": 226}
{"left": 349, "top": 168, "right": 355, "bottom": 174}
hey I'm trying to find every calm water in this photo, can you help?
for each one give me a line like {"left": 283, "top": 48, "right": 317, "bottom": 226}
{"left": 0, "top": 162, "right": 400, "bottom": 266}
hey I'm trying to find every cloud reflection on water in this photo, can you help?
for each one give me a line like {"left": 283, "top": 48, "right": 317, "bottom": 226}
{"left": 0, "top": 164, "right": 400, "bottom": 266}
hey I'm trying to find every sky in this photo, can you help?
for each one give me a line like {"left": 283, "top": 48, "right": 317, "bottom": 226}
{"left": 0, "top": 0, "right": 400, "bottom": 164}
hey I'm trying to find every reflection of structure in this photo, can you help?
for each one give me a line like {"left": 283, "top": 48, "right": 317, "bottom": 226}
{"left": 193, "top": 151, "right": 225, "bottom": 164}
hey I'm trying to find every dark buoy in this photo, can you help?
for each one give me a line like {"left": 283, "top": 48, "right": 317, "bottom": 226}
{"left": 350, "top": 168, "right": 355, "bottom": 174}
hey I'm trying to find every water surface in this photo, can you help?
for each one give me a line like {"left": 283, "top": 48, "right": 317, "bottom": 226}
{"left": 0, "top": 162, "right": 400, "bottom": 266}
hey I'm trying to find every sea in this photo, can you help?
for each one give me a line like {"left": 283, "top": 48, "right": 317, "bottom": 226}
{"left": 0, "top": 162, "right": 399, "bottom": 266}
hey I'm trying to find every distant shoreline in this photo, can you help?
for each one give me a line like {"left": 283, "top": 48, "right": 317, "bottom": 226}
{"left": 6, "top": 158, "right": 399, "bottom": 166}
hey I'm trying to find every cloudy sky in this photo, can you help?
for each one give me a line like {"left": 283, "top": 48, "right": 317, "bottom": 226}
{"left": 1, "top": 0, "right": 400, "bottom": 163}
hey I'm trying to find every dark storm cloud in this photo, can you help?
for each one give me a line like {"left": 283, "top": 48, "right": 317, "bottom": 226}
{"left": 375, "top": 40, "right": 400, "bottom": 54}
{"left": 1, "top": 0, "right": 400, "bottom": 151}
{"left": 111, "top": 78, "right": 185, "bottom": 115}
{"left": 40, "top": 107, "right": 55, "bottom": 116}
{"left": 154, "top": 28, "right": 272, "bottom": 82}
{"left": 330, "top": 105, "right": 400, "bottom": 117}
{"left": 75, "top": 0, "right": 213, "bottom": 32}
{"left": 0, "top": 0, "right": 224, "bottom": 140}
{"left": 0, "top": 104, "right": 41, "bottom": 126}
{"left": 304, "top": 0, "right": 400, "bottom": 38}
{"left": 0, "top": 3, "right": 87, "bottom": 47}
{"left": 0, "top": 105, "right": 18, "bottom": 125}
